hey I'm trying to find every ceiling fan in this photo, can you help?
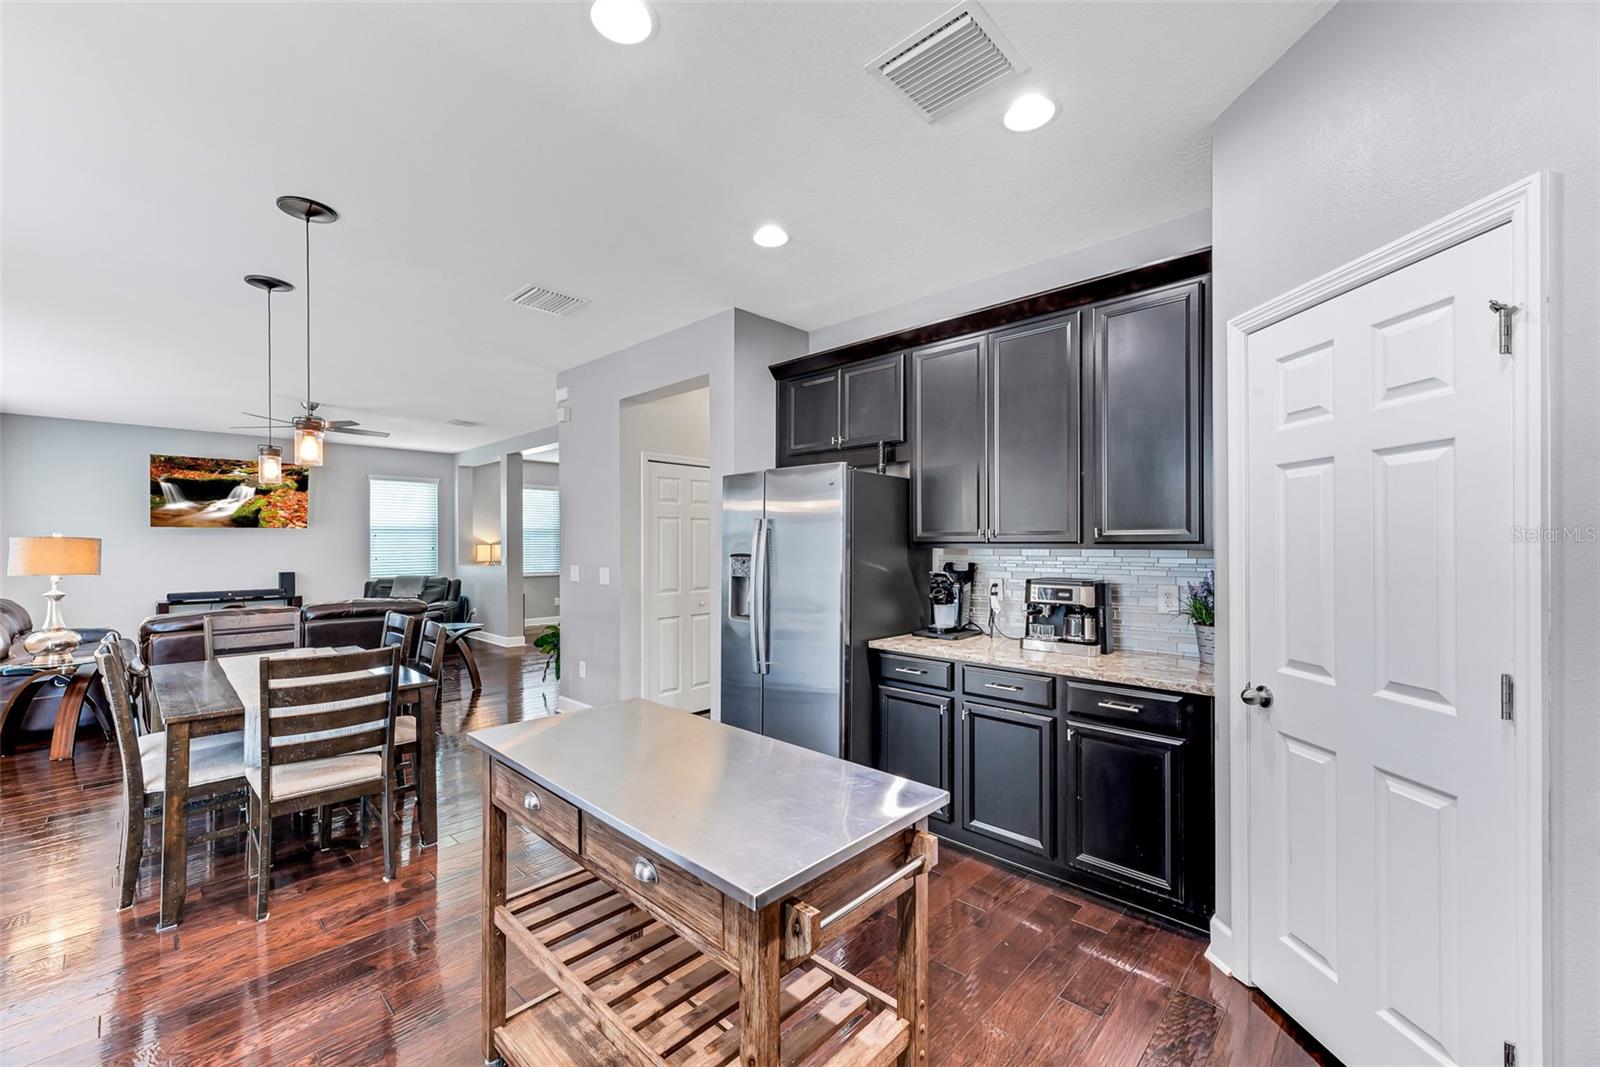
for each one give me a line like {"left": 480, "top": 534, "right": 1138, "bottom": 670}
{"left": 231, "top": 400, "right": 391, "bottom": 439}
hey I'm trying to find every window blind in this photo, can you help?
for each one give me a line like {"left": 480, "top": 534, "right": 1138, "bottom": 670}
{"left": 523, "top": 485, "right": 560, "bottom": 576}
{"left": 369, "top": 477, "right": 439, "bottom": 578}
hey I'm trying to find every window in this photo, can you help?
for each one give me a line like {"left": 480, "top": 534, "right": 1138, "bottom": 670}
{"left": 523, "top": 485, "right": 560, "bottom": 576}
{"left": 369, "top": 477, "right": 439, "bottom": 578}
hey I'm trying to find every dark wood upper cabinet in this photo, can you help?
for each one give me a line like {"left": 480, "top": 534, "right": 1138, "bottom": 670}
{"left": 957, "top": 699, "right": 1056, "bottom": 859}
{"left": 911, "top": 336, "right": 987, "bottom": 542}
{"left": 1086, "top": 281, "right": 1205, "bottom": 543}
{"left": 876, "top": 685, "right": 952, "bottom": 822}
{"left": 839, "top": 353, "right": 905, "bottom": 449}
{"left": 1065, "top": 719, "right": 1184, "bottom": 902}
{"left": 989, "top": 312, "right": 1081, "bottom": 543}
{"left": 783, "top": 370, "right": 841, "bottom": 456}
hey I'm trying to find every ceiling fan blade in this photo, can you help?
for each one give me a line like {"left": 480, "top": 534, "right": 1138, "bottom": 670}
{"left": 240, "top": 411, "right": 294, "bottom": 424}
{"left": 329, "top": 426, "right": 390, "bottom": 438}
{"left": 325, "top": 419, "right": 361, "bottom": 428}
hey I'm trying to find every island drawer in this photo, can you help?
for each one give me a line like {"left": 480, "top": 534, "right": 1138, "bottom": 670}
{"left": 962, "top": 665, "right": 1054, "bottom": 708}
{"left": 581, "top": 817, "right": 724, "bottom": 950}
{"left": 878, "top": 653, "right": 953, "bottom": 690}
{"left": 491, "top": 762, "right": 580, "bottom": 854}
{"left": 1065, "top": 681, "right": 1185, "bottom": 733}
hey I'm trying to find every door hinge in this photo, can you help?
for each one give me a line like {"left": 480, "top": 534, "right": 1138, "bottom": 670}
{"left": 1488, "top": 300, "right": 1519, "bottom": 355}
{"left": 1504, "top": 1040, "right": 1516, "bottom": 1067}
{"left": 1501, "top": 673, "right": 1514, "bottom": 721}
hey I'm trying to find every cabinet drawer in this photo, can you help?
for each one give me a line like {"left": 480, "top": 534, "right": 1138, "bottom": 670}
{"left": 962, "top": 665, "right": 1054, "bottom": 708}
{"left": 491, "top": 762, "right": 580, "bottom": 854}
{"left": 1066, "top": 681, "right": 1184, "bottom": 734}
{"left": 582, "top": 817, "right": 724, "bottom": 950}
{"left": 878, "top": 653, "right": 953, "bottom": 691}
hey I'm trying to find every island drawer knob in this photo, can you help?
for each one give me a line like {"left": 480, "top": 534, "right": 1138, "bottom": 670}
{"left": 632, "top": 857, "right": 659, "bottom": 885}
{"left": 521, "top": 791, "right": 542, "bottom": 814}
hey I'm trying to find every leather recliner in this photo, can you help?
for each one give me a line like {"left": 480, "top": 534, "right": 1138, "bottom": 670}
{"left": 137, "top": 599, "right": 428, "bottom": 666}
{"left": 1, "top": 598, "right": 125, "bottom": 734}
{"left": 362, "top": 577, "right": 465, "bottom": 623}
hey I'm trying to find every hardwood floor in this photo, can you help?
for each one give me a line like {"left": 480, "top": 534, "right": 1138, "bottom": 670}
{"left": 0, "top": 644, "right": 1331, "bottom": 1066}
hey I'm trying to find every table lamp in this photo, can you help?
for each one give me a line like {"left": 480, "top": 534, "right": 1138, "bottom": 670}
{"left": 7, "top": 534, "right": 101, "bottom": 665}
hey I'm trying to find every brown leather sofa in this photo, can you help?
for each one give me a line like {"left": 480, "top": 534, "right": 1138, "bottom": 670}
{"left": 137, "top": 598, "right": 427, "bottom": 666}
{"left": 362, "top": 577, "right": 465, "bottom": 622}
{"left": 1, "top": 598, "right": 123, "bottom": 736}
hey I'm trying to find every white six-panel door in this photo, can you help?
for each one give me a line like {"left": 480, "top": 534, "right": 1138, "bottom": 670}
{"left": 1244, "top": 224, "right": 1517, "bottom": 1066}
{"left": 645, "top": 460, "right": 712, "bottom": 711}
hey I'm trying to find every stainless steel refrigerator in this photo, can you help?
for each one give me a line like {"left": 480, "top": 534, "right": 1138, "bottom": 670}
{"left": 721, "top": 463, "right": 923, "bottom": 763}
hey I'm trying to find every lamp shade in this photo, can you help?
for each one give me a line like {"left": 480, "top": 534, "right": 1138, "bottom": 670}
{"left": 8, "top": 536, "right": 101, "bottom": 577}
{"left": 474, "top": 542, "right": 502, "bottom": 564}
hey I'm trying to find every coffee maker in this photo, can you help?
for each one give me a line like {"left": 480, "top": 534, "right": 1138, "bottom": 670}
{"left": 1022, "top": 578, "right": 1110, "bottom": 656}
{"left": 914, "top": 562, "right": 982, "bottom": 640}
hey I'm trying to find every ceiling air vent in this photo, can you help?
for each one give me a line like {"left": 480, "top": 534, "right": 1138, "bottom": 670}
{"left": 507, "top": 283, "right": 590, "bottom": 316}
{"left": 867, "top": 2, "right": 1027, "bottom": 122}
{"left": 444, "top": 417, "right": 484, "bottom": 428}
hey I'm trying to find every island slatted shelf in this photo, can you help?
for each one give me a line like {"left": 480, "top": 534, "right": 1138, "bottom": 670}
{"left": 472, "top": 701, "right": 948, "bottom": 1067}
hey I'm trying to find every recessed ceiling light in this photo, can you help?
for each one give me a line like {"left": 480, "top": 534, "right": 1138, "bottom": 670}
{"left": 1003, "top": 92, "right": 1057, "bottom": 133}
{"left": 590, "top": 0, "right": 656, "bottom": 44}
{"left": 753, "top": 224, "right": 789, "bottom": 248}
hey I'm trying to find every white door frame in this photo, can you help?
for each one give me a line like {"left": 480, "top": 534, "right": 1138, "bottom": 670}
{"left": 640, "top": 452, "right": 711, "bottom": 705}
{"left": 1221, "top": 173, "right": 1550, "bottom": 1058}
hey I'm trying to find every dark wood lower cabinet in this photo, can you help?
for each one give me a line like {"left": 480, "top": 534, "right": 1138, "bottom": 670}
{"left": 957, "top": 700, "right": 1056, "bottom": 860}
{"left": 1065, "top": 719, "right": 1183, "bottom": 901}
{"left": 876, "top": 686, "right": 952, "bottom": 822}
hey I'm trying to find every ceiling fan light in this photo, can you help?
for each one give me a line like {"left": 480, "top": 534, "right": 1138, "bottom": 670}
{"left": 293, "top": 420, "right": 325, "bottom": 467}
{"left": 257, "top": 444, "right": 284, "bottom": 486}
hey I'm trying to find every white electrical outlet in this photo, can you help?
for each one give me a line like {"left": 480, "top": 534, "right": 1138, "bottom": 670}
{"left": 989, "top": 578, "right": 1004, "bottom": 616}
{"left": 1158, "top": 585, "right": 1181, "bottom": 613}
{"left": 553, "top": 596, "right": 560, "bottom": 607}
{"left": 578, "top": 660, "right": 587, "bottom": 679}
{"left": 570, "top": 564, "right": 580, "bottom": 582}
{"left": 599, "top": 566, "right": 611, "bottom": 586}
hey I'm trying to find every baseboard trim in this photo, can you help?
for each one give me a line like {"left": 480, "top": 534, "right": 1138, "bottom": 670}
{"left": 1205, "top": 916, "right": 1240, "bottom": 981}
{"left": 556, "top": 696, "right": 591, "bottom": 711}
{"left": 465, "top": 629, "right": 526, "bottom": 648}
{"left": 523, "top": 615, "right": 560, "bottom": 627}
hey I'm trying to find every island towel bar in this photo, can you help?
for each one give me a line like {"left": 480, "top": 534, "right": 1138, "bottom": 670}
{"left": 818, "top": 856, "right": 927, "bottom": 932}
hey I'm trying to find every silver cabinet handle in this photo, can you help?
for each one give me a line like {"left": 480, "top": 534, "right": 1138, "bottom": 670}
{"left": 893, "top": 667, "right": 926, "bottom": 676}
{"left": 1240, "top": 684, "right": 1273, "bottom": 708}
{"left": 984, "top": 682, "right": 1023, "bottom": 692}
{"left": 1097, "top": 700, "right": 1142, "bottom": 713}
{"left": 521, "top": 791, "right": 542, "bottom": 814}
{"left": 632, "top": 857, "right": 659, "bottom": 885}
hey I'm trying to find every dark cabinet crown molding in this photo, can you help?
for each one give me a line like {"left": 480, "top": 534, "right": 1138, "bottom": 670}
{"left": 772, "top": 249, "right": 1212, "bottom": 381}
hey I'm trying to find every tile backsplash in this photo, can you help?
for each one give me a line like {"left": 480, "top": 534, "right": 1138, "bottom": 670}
{"left": 931, "top": 546, "right": 1215, "bottom": 658}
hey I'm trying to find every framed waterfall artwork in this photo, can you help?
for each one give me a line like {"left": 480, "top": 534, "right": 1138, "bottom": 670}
{"left": 149, "top": 454, "right": 310, "bottom": 528}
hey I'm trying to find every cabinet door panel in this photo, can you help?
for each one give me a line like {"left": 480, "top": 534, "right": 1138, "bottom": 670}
{"left": 958, "top": 700, "right": 1055, "bottom": 858}
{"left": 1087, "top": 281, "right": 1204, "bottom": 543}
{"left": 912, "top": 337, "right": 987, "bottom": 542}
{"left": 990, "top": 314, "right": 1081, "bottom": 542}
{"left": 877, "top": 686, "right": 952, "bottom": 821}
{"left": 1066, "top": 720, "right": 1182, "bottom": 899}
{"left": 785, "top": 371, "right": 841, "bottom": 456}
{"left": 840, "top": 353, "right": 905, "bottom": 448}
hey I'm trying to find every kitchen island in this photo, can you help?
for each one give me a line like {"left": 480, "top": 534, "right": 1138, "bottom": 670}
{"left": 470, "top": 700, "right": 948, "bottom": 1067}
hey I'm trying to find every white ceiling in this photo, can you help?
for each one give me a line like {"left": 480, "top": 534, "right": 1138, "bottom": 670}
{"left": 1, "top": 1, "right": 1328, "bottom": 453}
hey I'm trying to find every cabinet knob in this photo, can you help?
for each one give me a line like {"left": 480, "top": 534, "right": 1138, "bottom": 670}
{"left": 521, "top": 791, "right": 542, "bottom": 813}
{"left": 632, "top": 857, "right": 659, "bottom": 885}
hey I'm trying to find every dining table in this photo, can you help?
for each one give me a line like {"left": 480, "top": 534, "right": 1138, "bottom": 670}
{"left": 147, "top": 646, "right": 436, "bottom": 930}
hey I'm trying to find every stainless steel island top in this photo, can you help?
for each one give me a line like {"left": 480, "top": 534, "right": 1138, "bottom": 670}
{"left": 468, "top": 699, "right": 948, "bottom": 909}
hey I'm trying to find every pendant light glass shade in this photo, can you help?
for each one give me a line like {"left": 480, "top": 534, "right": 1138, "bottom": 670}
{"left": 293, "top": 419, "right": 325, "bottom": 467}
{"left": 258, "top": 444, "right": 284, "bottom": 486}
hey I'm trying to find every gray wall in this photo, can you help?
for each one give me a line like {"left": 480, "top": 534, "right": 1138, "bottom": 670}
{"left": 556, "top": 309, "right": 803, "bottom": 709}
{"left": 0, "top": 413, "right": 456, "bottom": 635}
{"left": 1211, "top": 4, "right": 1598, "bottom": 1059}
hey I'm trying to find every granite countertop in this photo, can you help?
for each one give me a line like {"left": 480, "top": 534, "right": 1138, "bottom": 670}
{"left": 869, "top": 633, "right": 1215, "bottom": 697}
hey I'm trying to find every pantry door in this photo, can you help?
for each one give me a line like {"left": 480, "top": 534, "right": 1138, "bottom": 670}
{"left": 644, "top": 460, "right": 712, "bottom": 712}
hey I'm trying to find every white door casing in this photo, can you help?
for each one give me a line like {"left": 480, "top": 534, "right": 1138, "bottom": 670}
{"left": 1224, "top": 175, "right": 1548, "bottom": 1065}
{"left": 644, "top": 459, "right": 712, "bottom": 711}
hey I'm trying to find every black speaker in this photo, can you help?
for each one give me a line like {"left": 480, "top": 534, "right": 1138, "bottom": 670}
{"left": 277, "top": 571, "right": 296, "bottom": 597}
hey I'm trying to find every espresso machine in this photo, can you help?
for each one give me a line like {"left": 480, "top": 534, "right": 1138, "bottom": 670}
{"left": 1023, "top": 578, "right": 1110, "bottom": 656}
{"left": 914, "top": 562, "right": 982, "bottom": 640}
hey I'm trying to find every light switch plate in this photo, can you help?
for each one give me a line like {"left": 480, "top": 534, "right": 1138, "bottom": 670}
{"left": 598, "top": 567, "right": 611, "bottom": 586}
{"left": 570, "top": 564, "right": 580, "bottom": 582}
{"left": 1158, "top": 585, "right": 1181, "bottom": 613}
{"left": 578, "top": 660, "right": 587, "bottom": 679}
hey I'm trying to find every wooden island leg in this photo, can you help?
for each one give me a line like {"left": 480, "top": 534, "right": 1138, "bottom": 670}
{"left": 482, "top": 752, "right": 508, "bottom": 1065}
{"left": 736, "top": 902, "right": 782, "bottom": 1067}
{"left": 897, "top": 821, "right": 932, "bottom": 1067}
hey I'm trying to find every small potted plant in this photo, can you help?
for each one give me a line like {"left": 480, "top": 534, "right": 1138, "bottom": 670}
{"left": 1176, "top": 572, "right": 1216, "bottom": 664}
{"left": 533, "top": 624, "right": 560, "bottom": 681}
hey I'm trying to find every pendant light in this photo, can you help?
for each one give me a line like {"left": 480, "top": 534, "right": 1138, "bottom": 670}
{"left": 276, "top": 195, "right": 339, "bottom": 467}
{"left": 244, "top": 275, "right": 294, "bottom": 485}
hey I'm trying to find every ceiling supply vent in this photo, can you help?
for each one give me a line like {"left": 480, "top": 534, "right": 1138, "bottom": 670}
{"left": 867, "top": 2, "right": 1027, "bottom": 122}
{"left": 444, "top": 417, "right": 484, "bottom": 428}
{"left": 507, "top": 283, "right": 590, "bottom": 316}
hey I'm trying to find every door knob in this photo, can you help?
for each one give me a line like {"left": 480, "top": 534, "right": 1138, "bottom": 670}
{"left": 1239, "top": 684, "right": 1273, "bottom": 708}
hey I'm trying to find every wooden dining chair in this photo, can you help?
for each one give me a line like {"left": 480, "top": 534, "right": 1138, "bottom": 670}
{"left": 392, "top": 617, "right": 446, "bottom": 817}
{"left": 94, "top": 637, "right": 247, "bottom": 910}
{"left": 379, "top": 610, "right": 417, "bottom": 660}
{"left": 249, "top": 646, "right": 400, "bottom": 921}
{"left": 204, "top": 607, "right": 302, "bottom": 660}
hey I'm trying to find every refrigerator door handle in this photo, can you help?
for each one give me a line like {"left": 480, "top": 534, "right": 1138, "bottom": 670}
{"left": 751, "top": 517, "right": 771, "bottom": 674}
